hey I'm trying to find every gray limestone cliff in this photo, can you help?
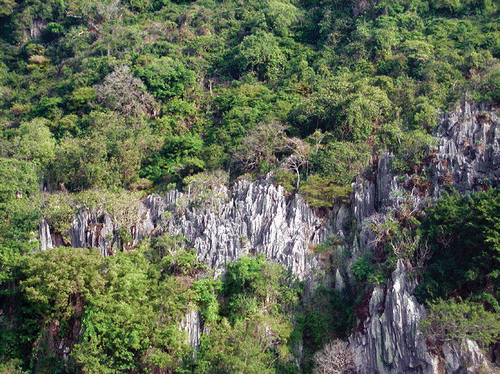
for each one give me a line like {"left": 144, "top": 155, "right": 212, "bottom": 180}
{"left": 349, "top": 101, "right": 500, "bottom": 374}
{"left": 39, "top": 180, "right": 332, "bottom": 280}
{"left": 352, "top": 260, "right": 433, "bottom": 374}
{"left": 37, "top": 101, "right": 500, "bottom": 373}
{"left": 154, "top": 180, "right": 332, "bottom": 280}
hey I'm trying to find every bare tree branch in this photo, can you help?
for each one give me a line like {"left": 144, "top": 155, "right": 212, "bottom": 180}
{"left": 314, "top": 339, "right": 357, "bottom": 374}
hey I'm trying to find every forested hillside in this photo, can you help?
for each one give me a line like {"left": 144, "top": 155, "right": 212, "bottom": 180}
{"left": 1, "top": 0, "right": 500, "bottom": 372}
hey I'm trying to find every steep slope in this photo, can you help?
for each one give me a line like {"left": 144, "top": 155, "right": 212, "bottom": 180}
{"left": 350, "top": 101, "right": 500, "bottom": 374}
{"left": 37, "top": 101, "right": 500, "bottom": 373}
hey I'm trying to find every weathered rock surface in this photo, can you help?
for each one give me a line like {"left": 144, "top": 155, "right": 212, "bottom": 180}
{"left": 431, "top": 102, "right": 500, "bottom": 196}
{"left": 39, "top": 217, "right": 53, "bottom": 251}
{"left": 68, "top": 210, "right": 117, "bottom": 257}
{"left": 178, "top": 309, "right": 201, "bottom": 351}
{"left": 39, "top": 179, "right": 332, "bottom": 281}
{"left": 351, "top": 260, "right": 434, "bottom": 374}
{"left": 442, "top": 339, "right": 493, "bottom": 374}
{"left": 37, "top": 101, "right": 500, "bottom": 373}
{"left": 158, "top": 180, "right": 331, "bottom": 280}
{"left": 350, "top": 101, "right": 500, "bottom": 374}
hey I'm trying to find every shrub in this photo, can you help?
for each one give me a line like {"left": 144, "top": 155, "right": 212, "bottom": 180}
{"left": 134, "top": 57, "right": 196, "bottom": 99}
{"left": 299, "top": 175, "right": 351, "bottom": 209}
{"left": 391, "top": 130, "right": 437, "bottom": 174}
{"left": 274, "top": 168, "right": 296, "bottom": 193}
{"left": 415, "top": 188, "right": 500, "bottom": 304}
{"left": 351, "top": 257, "right": 374, "bottom": 283}
{"left": 420, "top": 298, "right": 500, "bottom": 347}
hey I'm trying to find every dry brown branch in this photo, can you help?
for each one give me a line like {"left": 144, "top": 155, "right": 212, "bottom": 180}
{"left": 283, "top": 137, "right": 311, "bottom": 188}
{"left": 95, "top": 65, "right": 159, "bottom": 117}
{"left": 314, "top": 339, "right": 357, "bottom": 374}
{"left": 233, "top": 122, "right": 287, "bottom": 172}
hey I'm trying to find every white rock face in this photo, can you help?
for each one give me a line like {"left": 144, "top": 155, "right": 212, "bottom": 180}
{"left": 68, "top": 210, "right": 117, "bottom": 257}
{"left": 40, "top": 179, "right": 332, "bottom": 280}
{"left": 178, "top": 309, "right": 201, "bottom": 351}
{"left": 442, "top": 339, "right": 492, "bottom": 374}
{"left": 350, "top": 101, "right": 500, "bottom": 374}
{"left": 37, "top": 101, "right": 500, "bottom": 373}
{"left": 39, "top": 217, "right": 53, "bottom": 251}
{"left": 351, "top": 261, "right": 434, "bottom": 374}
{"left": 431, "top": 102, "right": 500, "bottom": 196}
{"left": 351, "top": 260, "right": 492, "bottom": 374}
{"left": 157, "top": 179, "right": 330, "bottom": 280}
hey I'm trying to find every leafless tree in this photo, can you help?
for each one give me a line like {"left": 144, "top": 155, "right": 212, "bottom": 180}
{"left": 233, "top": 122, "right": 287, "bottom": 172}
{"left": 283, "top": 137, "right": 310, "bottom": 188}
{"left": 95, "top": 65, "right": 159, "bottom": 118}
{"left": 314, "top": 339, "right": 357, "bottom": 374}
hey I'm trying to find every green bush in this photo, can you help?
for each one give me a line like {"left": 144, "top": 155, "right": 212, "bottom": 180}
{"left": 421, "top": 298, "right": 500, "bottom": 346}
{"left": 391, "top": 130, "right": 437, "bottom": 174}
{"left": 415, "top": 188, "right": 500, "bottom": 305}
{"left": 274, "top": 168, "right": 296, "bottom": 194}
{"left": 351, "top": 257, "right": 374, "bottom": 282}
{"left": 299, "top": 175, "right": 351, "bottom": 209}
{"left": 135, "top": 57, "right": 196, "bottom": 99}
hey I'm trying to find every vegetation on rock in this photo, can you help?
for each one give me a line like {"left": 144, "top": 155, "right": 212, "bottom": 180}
{"left": 1, "top": 0, "right": 500, "bottom": 371}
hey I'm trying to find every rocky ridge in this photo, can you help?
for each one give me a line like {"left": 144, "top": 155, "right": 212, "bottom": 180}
{"left": 38, "top": 101, "right": 500, "bottom": 373}
{"left": 349, "top": 101, "right": 500, "bottom": 374}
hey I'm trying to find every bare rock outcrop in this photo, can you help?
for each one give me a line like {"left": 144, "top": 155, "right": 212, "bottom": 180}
{"left": 430, "top": 102, "right": 500, "bottom": 195}
{"left": 37, "top": 101, "right": 500, "bottom": 373}
{"left": 350, "top": 101, "right": 500, "bottom": 374}
{"left": 158, "top": 179, "right": 331, "bottom": 280}
{"left": 351, "top": 260, "right": 434, "bottom": 374}
{"left": 39, "top": 179, "right": 333, "bottom": 280}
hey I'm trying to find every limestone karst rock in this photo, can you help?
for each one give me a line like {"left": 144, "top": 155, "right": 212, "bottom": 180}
{"left": 38, "top": 101, "right": 500, "bottom": 373}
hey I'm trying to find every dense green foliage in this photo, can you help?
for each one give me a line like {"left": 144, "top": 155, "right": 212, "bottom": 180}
{"left": 1, "top": 0, "right": 499, "bottom": 193}
{"left": 1, "top": 0, "right": 500, "bottom": 371}
{"left": 1, "top": 242, "right": 301, "bottom": 373}
{"left": 382, "top": 188, "right": 500, "bottom": 346}
{"left": 187, "top": 255, "right": 300, "bottom": 373}
{"left": 420, "top": 298, "right": 500, "bottom": 346}
{"left": 416, "top": 189, "right": 500, "bottom": 306}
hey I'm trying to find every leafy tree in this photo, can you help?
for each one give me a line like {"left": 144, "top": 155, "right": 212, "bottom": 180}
{"left": 0, "top": 0, "right": 16, "bottom": 17}
{"left": 13, "top": 118, "right": 55, "bottom": 175}
{"left": 141, "top": 133, "right": 205, "bottom": 184}
{"left": 235, "top": 30, "right": 286, "bottom": 82}
{"left": 415, "top": 188, "right": 500, "bottom": 306}
{"left": 50, "top": 136, "right": 114, "bottom": 191}
{"left": 391, "top": 130, "right": 437, "bottom": 174}
{"left": 421, "top": 298, "right": 500, "bottom": 347}
{"left": 68, "top": 87, "right": 96, "bottom": 113}
{"left": 299, "top": 175, "right": 351, "bottom": 209}
{"left": 206, "top": 83, "right": 286, "bottom": 162}
{"left": 147, "top": 233, "right": 205, "bottom": 277}
{"left": 20, "top": 247, "right": 105, "bottom": 321}
{"left": 15, "top": 242, "right": 199, "bottom": 373}
{"left": 193, "top": 316, "right": 291, "bottom": 374}
{"left": 0, "top": 158, "right": 39, "bottom": 284}
{"left": 310, "top": 140, "right": 370, "bottom": 186}
{"left": 290, "top": 75, "right": 391, "bottom": 142}
{"left": 190, "top": 255, "right": 299, "bottom": 373}
{"left": 135, "top": 57, "right": 196, "bottom": 99}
